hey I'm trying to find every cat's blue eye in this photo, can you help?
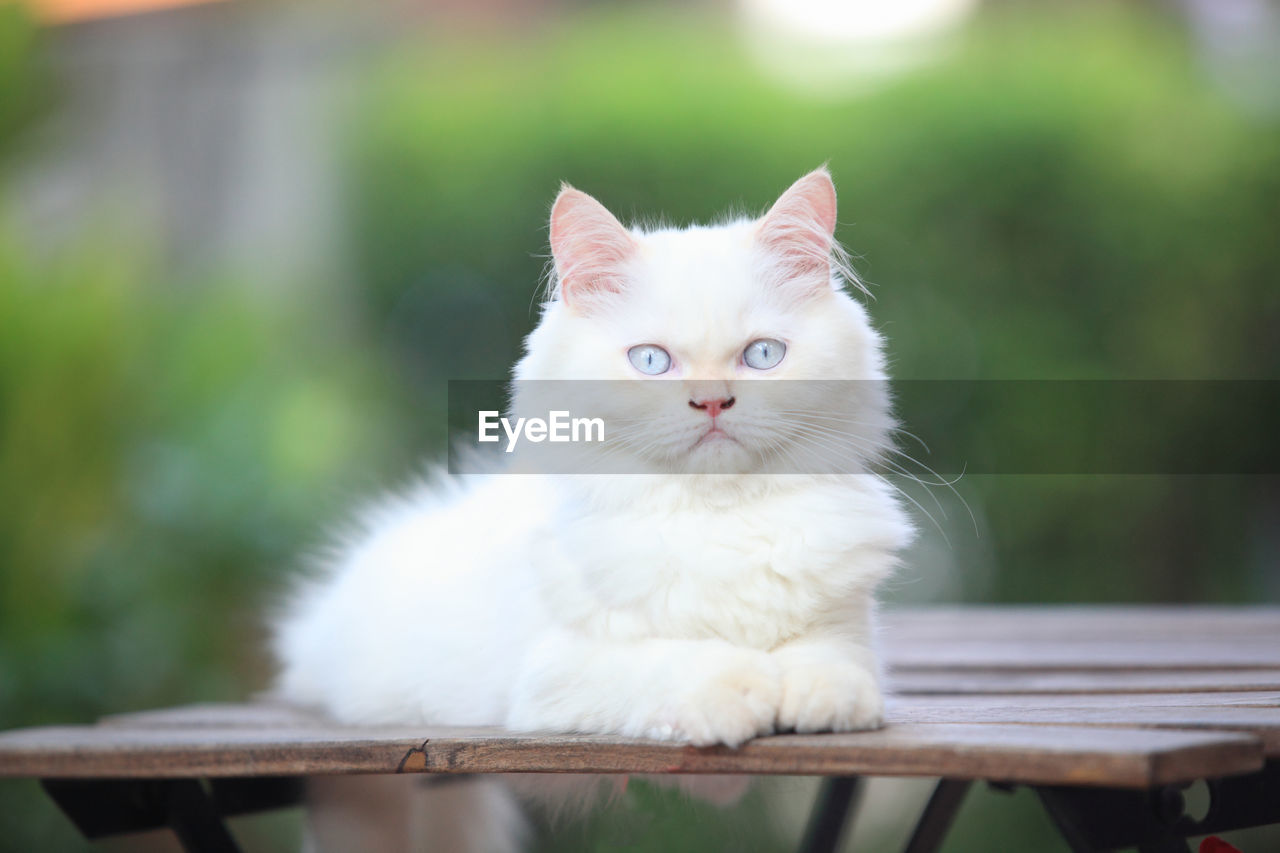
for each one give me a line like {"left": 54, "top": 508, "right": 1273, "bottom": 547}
{"left": 743, "top": 338, "right": 786, "bottom": 370}
{"left": 628, "top": 344, "right": 672, "bottom": 375}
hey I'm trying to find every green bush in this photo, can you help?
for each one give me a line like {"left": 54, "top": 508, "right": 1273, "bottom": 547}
{"left": 0, "top": 227, "right": 405, "bottom": 850}
{"left": 345, "top": 6, "right": 1278, "bottom": 382}
{"left": 0, "top": 230, "right": 404, "bottom": 728}
{"left": 0, "top": 5, "right": 43, "bottom": 165}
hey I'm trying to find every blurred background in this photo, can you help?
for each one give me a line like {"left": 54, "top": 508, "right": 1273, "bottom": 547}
{"left": 0, "top": 0, "right": 1277, "bottom": 849}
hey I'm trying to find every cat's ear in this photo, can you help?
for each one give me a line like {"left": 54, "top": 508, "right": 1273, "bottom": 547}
{"left": 755, "top": 167, "right": 838, "bottom": 284}
{"left": 550, "top": 185, "right": 637, "bottom": 314}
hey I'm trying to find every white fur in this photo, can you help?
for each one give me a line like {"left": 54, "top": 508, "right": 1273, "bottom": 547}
{"left": 272, "top": 169, "right": 913, "bottom": 848}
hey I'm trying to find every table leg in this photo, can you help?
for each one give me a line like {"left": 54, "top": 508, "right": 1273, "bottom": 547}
{"left": 902, "top": 779, "right": 972, "bottom": 853}
{"left": 40, "top": 776, "right": 303, "bottom": 852}
{"left": 799, "top": 776, "right": 863, "bottom": 853}
{"left": 1033, "top": 761, "right": 1280, "bottom": 853}
{"left": 164, "top": 780, "right": 244, "bottom": 853}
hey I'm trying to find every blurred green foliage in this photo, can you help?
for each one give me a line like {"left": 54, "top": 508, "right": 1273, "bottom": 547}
{"left": 0, "top": 2, "right": 1277, "bottom": 852}
{"left": 0, "top": 4, "right": 42, "bottom": 164}
{"left": 347, "top": 6, "right": 1279, "bottom": 382}
{"left": 0, "top": 231, "right": 405, "bottom": 730}
{"left": 0, "top": 224, "right": 408, "bottom": 847}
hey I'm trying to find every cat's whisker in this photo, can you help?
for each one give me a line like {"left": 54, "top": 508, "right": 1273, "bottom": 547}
{"left": 771, "top": 409, "right": 931, "bottom": 456}
{"left": 779, "top": 417, "right": 964, "bottom": 494}
{"left": 767, "top": 422, "right": 947, "bottom": 538}
{"left": 875, "top": 472, "right": 952, "bottom": 547}
{"left": 782, "top": 421, "right": 960, "bottom": 525}
{"left": 778, "top": 424, "right": 956, "bottom": 532}
{"left": 779, "top": 424, "right": 877, "bottom": 472}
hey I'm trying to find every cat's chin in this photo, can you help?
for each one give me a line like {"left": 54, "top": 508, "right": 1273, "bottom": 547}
{"left": 677, "top": 437, "right": 762, "bottom": 475}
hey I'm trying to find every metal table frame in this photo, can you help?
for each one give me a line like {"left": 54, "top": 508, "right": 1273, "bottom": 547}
{"left": 36, "top": 761, "right": 1280, "bottom": 853}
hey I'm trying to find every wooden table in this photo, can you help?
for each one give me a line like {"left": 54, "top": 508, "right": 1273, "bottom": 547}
{"left": 2, "top": 606, "right": 1278, "bottom": 852}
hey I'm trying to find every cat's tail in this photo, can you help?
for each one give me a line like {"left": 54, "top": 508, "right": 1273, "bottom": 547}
{"left": 303, "top": 774, "right": 527, "bottom": 853}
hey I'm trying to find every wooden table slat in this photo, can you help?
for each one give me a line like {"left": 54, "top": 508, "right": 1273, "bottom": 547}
{"left": 93, "top": 696, "right": 1280, "bottom": 763}
{"left": 888, "top": 695, "right": 1280, "bottom": 755}
{"left": 892, "top": 691, "right": 1280, "bottom": 709}
{"left": 881, "top": 606, "right": 1280, "bottom": 640}
{"left": 0, "top": 713, "right": 1262, "bottom": 789}
{"left": 889, "top": 668, "right": 1280, "bottom": 695}
{"left": 880, "top": 607, "right": 1280, "bottom": 670}
{"left": 884, "top": 641, "right": 1280, "bottom": 670}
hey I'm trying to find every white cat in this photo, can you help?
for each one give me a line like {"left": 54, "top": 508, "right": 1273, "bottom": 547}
{"left": 272, "top": 168, "right": 912, "bottom": 848}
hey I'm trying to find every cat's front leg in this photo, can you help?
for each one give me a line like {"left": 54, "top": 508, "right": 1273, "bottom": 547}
{"left": 772, "top": 637, "right": 885, "bottom": 733}
{"left": 642, "top": 642, "right": 782, "bottom": 746}
{"left": 508, "top": 631, "right": 781, "bottom": 747}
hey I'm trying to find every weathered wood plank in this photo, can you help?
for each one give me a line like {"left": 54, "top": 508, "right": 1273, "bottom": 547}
{"left": 99, "top": 703, "right": 321, "bottom": 729}
{"left": 894, "top": 691, "right": 1280, "bottom": 709}
{"left": 888, "top": 695, "right": 1280, "bottom": 754}
{"left": 881, "top": 607, "right": 1280, "bottom": 670}
{"left": 882, "top": 606, "right": 1280, "bottom": 641}
{"left": 99, "top": 693, "right": 1280, "bottom": 726}
{"left": 884, "top": 641, "right": 1280, "bottom": 670}
{"left": 0, "top": 715, "right": 1261, "bottom": 788}
{"left": 96, "top": 696, "right": 1280, "bottom": 760}
{"left": 889, "top": 668, "right": 1280, "bottom": 695}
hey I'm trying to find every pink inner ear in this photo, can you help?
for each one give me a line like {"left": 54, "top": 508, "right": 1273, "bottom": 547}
{"left": 550, "top": 187, "right": 636, "bottom": 311}
{"left": 757, "top": 169, "right": 838, "bottom": 278}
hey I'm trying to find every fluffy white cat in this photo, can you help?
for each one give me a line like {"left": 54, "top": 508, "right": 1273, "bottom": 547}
{"left": 272, "top": 168, "right": 912, "bottom": 847}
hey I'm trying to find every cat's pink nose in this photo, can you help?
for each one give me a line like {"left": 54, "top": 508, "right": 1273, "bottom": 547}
{"left": 689, "top": 396, "right": 735, "bottom": 417}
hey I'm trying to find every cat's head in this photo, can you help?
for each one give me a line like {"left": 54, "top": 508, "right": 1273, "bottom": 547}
{"left": 513, "top": 168, "right": 892, "bottom": 476}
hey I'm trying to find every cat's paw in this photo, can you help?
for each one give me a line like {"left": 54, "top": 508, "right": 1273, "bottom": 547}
{"left": 777, "top": 662, "right": 884, "bottom": 733}
{"left": 645, "top": 650, "right": 781, "bottom": 748}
